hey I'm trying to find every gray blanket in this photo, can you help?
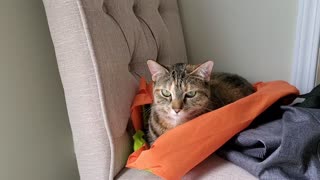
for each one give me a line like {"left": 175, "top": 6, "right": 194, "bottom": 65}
{"left": 218, "top": 106, "right": 320, "bottom": 180}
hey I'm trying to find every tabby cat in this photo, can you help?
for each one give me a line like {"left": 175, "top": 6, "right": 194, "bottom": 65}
{"left": 146, "top": 60, "right": 255, "bottom": 145}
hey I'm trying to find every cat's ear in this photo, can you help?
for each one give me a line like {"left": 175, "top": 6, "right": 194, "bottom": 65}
{"left": 190, "top": 61, "right": 214, "bottom": 81}
{"left": 147, "top": 60, "right": 169, "bottom": 81}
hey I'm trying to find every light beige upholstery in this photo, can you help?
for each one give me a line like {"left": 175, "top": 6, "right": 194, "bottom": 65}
{"left": 116, "top": 155, "right": 256, "bottom": 180}
{"left": 42, "top": 0, "right": 256, "bottom": 179}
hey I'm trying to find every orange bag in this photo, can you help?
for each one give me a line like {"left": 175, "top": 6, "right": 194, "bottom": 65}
{"left": 127, "top": 78, "right": 299, "bottom": 180}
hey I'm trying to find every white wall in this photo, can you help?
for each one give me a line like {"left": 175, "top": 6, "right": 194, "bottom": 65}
{"left": 0, "top": 0, "right": 79, "bottom": 180}
{"left": 179, "top": 0, "right": 298, "bottom": 83}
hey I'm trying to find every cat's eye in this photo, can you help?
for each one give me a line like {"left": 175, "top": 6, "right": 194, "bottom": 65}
{"left": 161, "top": 89, "right": 171, "bottom": 97}
{"left": 185, "top": 91, "right": 197, "bottom": 98}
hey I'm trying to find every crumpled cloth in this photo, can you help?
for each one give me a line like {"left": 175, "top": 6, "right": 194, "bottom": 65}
{"left": 218, "top": 106, "right": 320, "bottom": 180}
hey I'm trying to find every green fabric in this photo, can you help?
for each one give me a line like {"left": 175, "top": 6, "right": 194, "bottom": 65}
{"left": 132, "top": 106, "right": 152, "bottom": 174}
{"left": 133, "top": 130, "right": 146, "bottom": 151}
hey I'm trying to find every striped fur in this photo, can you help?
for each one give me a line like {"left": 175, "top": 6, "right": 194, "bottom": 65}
{"left": 146, "top": 61, "right": 254, "bottom": 145}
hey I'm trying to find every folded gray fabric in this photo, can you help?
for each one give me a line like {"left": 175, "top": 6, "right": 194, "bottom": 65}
{"left": 218, "top": 106, "right": 320, "bottom": 180}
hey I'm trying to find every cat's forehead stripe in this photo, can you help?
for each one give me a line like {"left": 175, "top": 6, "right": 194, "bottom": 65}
{"left": 155, "top": 63, "right": 207, "bottom": 93}
{"left": 170, "top": 63, "right": 187, "bottom": 88}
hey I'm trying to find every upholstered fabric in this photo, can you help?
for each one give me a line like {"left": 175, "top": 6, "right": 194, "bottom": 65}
{"left": 116, "top": 155, "right": 257, "bottom": 180}
{"left": 42, "top": 0, "right": 187, "bottom": 179}
{"left": 43, "top": 0, "right": 257, "bottom": 179}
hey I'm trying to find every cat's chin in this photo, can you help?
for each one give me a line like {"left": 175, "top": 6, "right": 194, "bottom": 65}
{"left": 157, "top": 110, "right": 191, "bottom": 127}
{"left": 167, "top": 112, "right": 190, "bottom": 127}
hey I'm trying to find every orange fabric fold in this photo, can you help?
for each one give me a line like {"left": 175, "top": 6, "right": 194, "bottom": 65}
{"left": 127, "top": 79, "right": 299, "bottom": 180}
{"left": 130, "top": 78, "right": 153, "bottom": 131}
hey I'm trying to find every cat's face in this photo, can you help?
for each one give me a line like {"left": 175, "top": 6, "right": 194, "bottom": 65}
{"left": 147, "top": 61, "right": 214, "bottom": 126}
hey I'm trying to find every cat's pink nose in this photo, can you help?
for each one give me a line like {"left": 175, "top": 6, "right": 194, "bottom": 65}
{"left": 173, "top": 109, "right": 181, "bottom": 113}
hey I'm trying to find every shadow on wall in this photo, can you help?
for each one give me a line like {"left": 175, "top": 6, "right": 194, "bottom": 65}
{"left": 0, "top": 0, "right": 79, "bottom": 180}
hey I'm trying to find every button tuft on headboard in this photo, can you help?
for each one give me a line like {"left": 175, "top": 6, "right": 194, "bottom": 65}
{"left": 132, "top": 0, "right": 137, "bottom": 14}
{"left": 99, "top": 0, "right": 187, "bottom": 80}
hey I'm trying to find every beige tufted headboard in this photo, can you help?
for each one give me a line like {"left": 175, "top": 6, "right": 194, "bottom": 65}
{"left": 42, "top": 0, "right": 187, "bottom": 179}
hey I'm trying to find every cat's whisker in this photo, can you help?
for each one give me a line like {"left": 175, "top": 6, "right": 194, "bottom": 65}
{"left": 207, "top": 99, "right": 225, "bottom": 106}
{"left": 201, "top": 107, "right": 216, "bottom": 112}
{"left": 143, "top": 107, "right": 152, "bottom": 118}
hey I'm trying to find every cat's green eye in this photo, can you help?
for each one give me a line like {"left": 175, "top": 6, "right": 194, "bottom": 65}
{"left": 161, "top": 89, "right": 171, "bottom": 97}
{"left": 186, "top": 91, "right": 197, "bottom": 98}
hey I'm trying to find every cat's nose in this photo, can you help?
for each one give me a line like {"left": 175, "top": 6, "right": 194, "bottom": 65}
{"left": 173, "top": 109, "right": 181, "bottom": 113}
{"left": 172, "top": 99, "right": 183, "bottom": 113}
